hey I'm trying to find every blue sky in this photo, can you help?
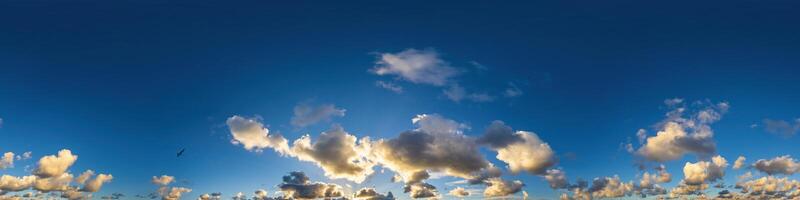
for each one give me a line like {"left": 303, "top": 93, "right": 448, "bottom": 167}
{"left": 1, "top": 1, "right": 800, "bottom": 200}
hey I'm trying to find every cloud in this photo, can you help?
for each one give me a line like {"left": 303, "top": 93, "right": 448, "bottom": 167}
{"left": 278, "top": 171, "right": 343, "bottom": 199}
{"left": 290, "top": 125, "right": 375, "bottom": 183}
{"left": 733, "top": 156, "right": 746, "bottom": 170}
{"left": 0, "top": 152, "right": 13, "bottom": 169}
{"left": 587, "top": 176, "right": 634, "bottom": 198}
{"left": 226, "top": 116, "right": 291, "bottom": 154}
{"left": 290, "top": 102, "right": 346, "bottom": 128}
{"left": 16, "top": 152, "right": 31, "bottom": 161}
{"left": 371, "top": 48, "right": 458, "bottom": 86}
{"left": 152, "top": 175, "right": 175, "bottom": 186}
{"left": 371, "top": 114, "right": 489, "bottom": 180}
{"left": 252, "top": 189, "right": 269, "bottom": 200}
{"left": 544, "top": 169, "right": 569, "bottom": 189}
{"left": 639, "top": 166, "right": 671, "bottom": 189}
{"left": 635, "top": 100, "right": 728, "bottom": 162}
{"left": 763, "top": 118, "right": 800, "bottom": 137}
{"left": 503, "top": 82, "right": 523, "bottom": 98}
{"left": 33, "top": 149, "right": 78, "bottom": 178}
{"left": 80, "top": 173, "right": 113, "bottom": 192}
{"left": 682, "top": 155, "right": 728, "bottom": 185}
{"left": 484, "top": 178, "right": 525, "bottom": 197}
{"left": 197, "top": 193, "right": 221, "bottom": 200}
{"left": 404, "top": 182, "right": 437, "bottom": 199}
{"left": 0, "top": 175, "right": 36, "bottom": 191}
{"left": 353, "top": 188, "right": 395, "bottom": 200}
{"left": 494, "top": 130, "right": 556, "bottom": 175}
{"left": 152, "top": 175, "right": 191, "bottom": 200}
{"left": 448, "top": 187, "right": 470, "bottom": 197}
{"left": 375, "top": 81, "right": 403, "bottom": 93}
{"left": 443, "top": 84, "right": 495, "bottom": 103}
{"left": 752, "top": 155, "right": 800, "bottom": 175}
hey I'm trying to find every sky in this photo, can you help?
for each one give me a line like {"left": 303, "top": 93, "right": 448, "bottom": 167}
{"left": 1, "top": 0, "right": 800, "bottom": 200}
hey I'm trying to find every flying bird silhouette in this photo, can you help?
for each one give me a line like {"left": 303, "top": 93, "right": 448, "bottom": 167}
{"left": 177, "top": 148, "right": 185, "bottom": 157}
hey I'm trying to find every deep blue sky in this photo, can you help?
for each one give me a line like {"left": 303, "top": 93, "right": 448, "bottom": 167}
{"left": 1, "top": 0, "right": 800, "bottom": 199}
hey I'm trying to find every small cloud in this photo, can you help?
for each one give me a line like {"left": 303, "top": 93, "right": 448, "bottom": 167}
{"left": 443, "top": 84, "right": 495, "bottom": 103}
{"left": 503, "top": 82, "right": 523, "bottom": 98}
{"left": 762, "top": 118, "right": 800, "bottom": 138}
{"left": 469, "top": 61, "right": 487, "bottom": 71}
{"left": 371, "top": 48, "right": 458, "bottom": 86}
{"left": 290, "top": 102, "right": 346, "bottom": 128}
{"left": 375, "top": 81, "right": 403, "bottom": 93}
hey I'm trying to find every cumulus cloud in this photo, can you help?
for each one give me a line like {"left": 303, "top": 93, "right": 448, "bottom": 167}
{"left": 733, "top": 156, "right": 746, "bottom": 170}
{"left": 404, "top": 182, "right": 437, "bottom": 199}
{"left": 375, "top": 81, "right": 403, "bottom": 93}
{"left": 80, "top": 173, "right": 113, "bottom": 192}
{"left": 494, "top": 131, "right": 556, "bottom": 175}
{"left": 477, "top": 120, "right": 556, "bottom": 175}
{"left": 0, "top": 152, "right": 13, "bottom": 169}
{"left": 682, "top": 155, "right": 728, "bottom": 185}
{"left": 372, "top": 114, "right": 489, "bottom": 180}
{"left": 151, "top": 175, "right": 191, "bottom": 200}
{"left": 752, "top": 155, "right": 800, "bottom": 175}
{"left": 152, "top": 175, "right": 175, "bottom": 186}
{"left": 33, "top": 149, "right": 78, "bottom": 178}
{"left": 0, "top": 175, "right": 36, "bottom": 191}
{"left": 353, "top": 188, "right": 395, "bottom": 200}
{"left": 448, "top": 187, "right": 470, "bottom": 197}
{"left": 290, "top": 102, "right": 346, "bottom": 128}
{"left": 371, "top": 48, "right": 458, "bottom": 86}
{"left": 763, "top": 118, "right": 800, "bottom": 137}
{"left": 290, "top": 125, "right": 375, "bottom": 183}
{"left": 635, "top": 100, "right": 728, "bottom": 162}
{"left": 226, "top": 116, "right": 291, "bottom": 154}
{"left": 197, "top": 193, "right": 221, "bottom": 200}
{"left": 544, "top": 169, "right": 569, "bottom": 189}
{"left": 639, "top": 165, "right": 671, "bottom": 189}
{"left": 278, "top": 171, "right": 342, "bottom": 199}
{"left": 483, "top": 178, "right": 525, "bottom": 197}
{"left": 588, "top": 176, "right": 634, "bottom": 198}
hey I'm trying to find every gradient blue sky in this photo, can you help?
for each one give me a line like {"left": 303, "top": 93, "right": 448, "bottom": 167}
{"left": 1, "top": 0, "right": 800, "bottom": 199}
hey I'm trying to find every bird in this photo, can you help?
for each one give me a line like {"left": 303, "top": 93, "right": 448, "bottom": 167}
{"left": 177, "top": 148, "right": 185, "bottom": 157}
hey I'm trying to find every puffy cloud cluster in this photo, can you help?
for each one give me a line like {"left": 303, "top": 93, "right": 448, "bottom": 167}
{"left": 735, "top": 175, "right": 800, "bottom": 199}
{"left": 290, "top": 102, "right": 346, "bottom": 128}
{"left": 353, "top": 188, "right": 395, "bottom": 200}
{"left": 682, "top": 155, "right": 728, "bottom": 185}
{"left": 371, "top": 48, "right": 458, "bottom": 86}
{"left": 227, "top": 113, "right": 562, "bottom": 199}
{"left": 0, "top": 149, "right": 112, "bottom": 200}
{"left": 478, "top": 120, "right": 556, "bottom": 175}
{"left": 483, "top": 178, "right": 525, "bottom": 197}
{"left": 561, "top": 176, "right": 634, "bottom": 199}
{"left": 197, "top": 192, "right": 221, "bottom": 200}
{"left": 278, "top": 171, "right": 342, "bottom": 199}
{"left": 226, "top": 116, "right": 291, "bottom": 154}
{"left": 634, "top": 100, "right": 729, "bottom": 162}
{"left": 151, "top": 175, "right": 191, "bottom": 200}
{"left": 752, "top": 155, "right": 800, "bottom": 175}
{"left": 291, "top": 125, "right": 375, "bottom": 183}
{"left": 447, "top": 187, "right": 470, "bottom": 197}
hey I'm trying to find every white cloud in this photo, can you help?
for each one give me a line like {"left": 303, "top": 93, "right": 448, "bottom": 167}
{"left": 483, "top": 178, "right": 524, "bottom": 197}
{"left": 682, "top": 155, "right": 727, "bottom": 185}
{"left": 733, "top": 156, "right": 746, "bottom": 170}
{"left": 503, "top": 82, "right": 523, "bottom": 98}
{"left": 226, "top": 116, "right": 291, "bottom": 154}
{"left": 371, "top": 48, "right": 458, "bottom": 86}
{"left": 0, "top": 152, "right": 13, "bottom": 169}
{"left": 448, "top": 187, "right": 470, "bottom": 197}
{"left": 290, "top": 102, "right": 346, "bottom": 128}
{"left": 443, "top": 84, "right": 495, "bottom": 103}
{"left": 33, "top": 149, "right": 78, "bottom": 178}
{"left": 495, "top": 131, "right": 556, "bottom": 175}
{"left": 375, "top": 81, "right": 403, "bottom": 93}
